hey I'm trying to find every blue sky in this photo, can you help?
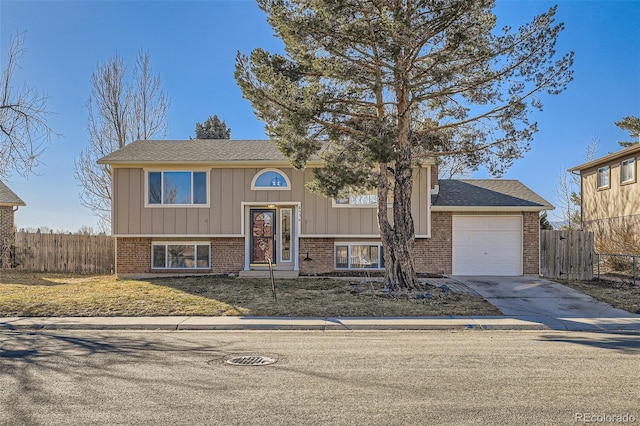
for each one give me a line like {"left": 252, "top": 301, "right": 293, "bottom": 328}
{"left": 1, "top": 0, "right": 639, "bottom": 231}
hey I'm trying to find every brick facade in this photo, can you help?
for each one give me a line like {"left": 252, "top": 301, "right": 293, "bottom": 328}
{"left": 522, "top": 211, "right": 540, "bottom": 275}
{"left": 0, "top": 206, "right": 15, "bottom": 245}
{"left": 210, "top": 238, "right": 245, "bottom": 273}
{"left": 116, "top": 237, "right": 244, "bottom": 276}
{"left": 116, "top": 237, "right": 151, "bottom": 274}
{"left": 299, "top": 238, "right": 335, "bottom": 275}
{"left": 415, "top": 212, "right": 452, "bottom": 274}
{"left": 116, "top": 211, "right": 541, "bottom": 276}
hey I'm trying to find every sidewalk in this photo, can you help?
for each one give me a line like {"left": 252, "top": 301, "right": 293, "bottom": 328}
{"left": 2, "top": 315, "right": 640, "bottom": 332}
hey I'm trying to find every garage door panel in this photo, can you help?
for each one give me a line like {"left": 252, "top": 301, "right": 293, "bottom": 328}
{"left": 452, "top": 216, "right": 522, "bottom": 276}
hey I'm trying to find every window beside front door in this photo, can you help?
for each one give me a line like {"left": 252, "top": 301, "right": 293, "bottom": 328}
{"left": 280, "top": 208, "right": 292, "bottom": 262}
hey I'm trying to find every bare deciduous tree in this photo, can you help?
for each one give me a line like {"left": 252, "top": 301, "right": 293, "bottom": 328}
{"left": 556, "top": 136, "right": 599, "bottom": 229}
{"left": 75, "top": 51, "right": 169, "bottom": 231}
{"left": 0, "top": 31, "right": 55, "bottom": 179}
{"left": 437, "top": 155, "right": 474, "bottom": 180}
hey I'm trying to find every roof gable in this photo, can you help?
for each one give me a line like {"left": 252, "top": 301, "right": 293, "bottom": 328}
{"left": 0, "top": 180, "right": 26, "bottom": 206}
{"left": 433, "top": 179, "right": 552, "bottom": 211}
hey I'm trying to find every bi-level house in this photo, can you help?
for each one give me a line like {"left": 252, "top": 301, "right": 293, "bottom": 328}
{"left": 98, "top": 139, "right": 552, "bottom": 278}
{"left": 568, "top": 144, "right": 640, "bottom": 235}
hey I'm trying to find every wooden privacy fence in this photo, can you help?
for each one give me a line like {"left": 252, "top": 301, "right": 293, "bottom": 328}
{"left": 540, "top": 230, "right": 594, "bottom": 281}
{"left": 12, "top": 232, "right": 115, "bottom": 274}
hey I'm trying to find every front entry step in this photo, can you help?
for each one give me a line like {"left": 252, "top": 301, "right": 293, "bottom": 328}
{"left": 239, "top": 270, "right": 300, "bottom": 279}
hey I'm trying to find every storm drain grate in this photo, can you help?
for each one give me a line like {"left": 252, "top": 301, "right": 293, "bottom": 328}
{"left": 225, "top": 355, "right": 277, "bottom": 366}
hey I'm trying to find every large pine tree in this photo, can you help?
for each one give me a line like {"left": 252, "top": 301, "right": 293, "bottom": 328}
{"left": 236, "top": 0, "right": 573, "bottom": 290}
{"left": 615, "top": 116, "right": 640, "bottom": 147}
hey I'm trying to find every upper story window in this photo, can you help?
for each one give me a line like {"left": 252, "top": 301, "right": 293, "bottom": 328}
{"left": 147, "top": 171, "right": 208, "bottom": 206}
{"left": 597, "top": 166, "right": 610, "bottom": 190}
{"left": 333, "top": 189, "right": 393, "bottom": 208}
{"left": 621, "top": 158, "right": 636, "bottom": 184}
{"left": 251, "top": 169, "right": 291, "bottom": 190}
{"left": 335, "top": 193, "right": 378, "bottom": 206}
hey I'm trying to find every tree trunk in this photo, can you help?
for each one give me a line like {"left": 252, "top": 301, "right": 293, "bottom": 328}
{"left": 378, "top": 146, "right": 418, "bottom": 292}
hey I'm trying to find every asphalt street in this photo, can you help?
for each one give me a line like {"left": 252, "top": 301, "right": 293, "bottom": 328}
{"left": 1, "top": 330, "right": 639, "bottom": 425}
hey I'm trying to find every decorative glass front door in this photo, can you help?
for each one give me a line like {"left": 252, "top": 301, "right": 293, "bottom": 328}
{"left": 250, "top": 209, "right": 276, "bottom": 264}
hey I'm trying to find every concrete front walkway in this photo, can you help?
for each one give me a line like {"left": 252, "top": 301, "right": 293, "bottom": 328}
{"left": 453, "top": 275, "right": 640, "bottom": 331}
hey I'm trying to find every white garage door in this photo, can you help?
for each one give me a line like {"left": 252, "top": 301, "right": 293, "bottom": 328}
{"left": 452, "top": 216, "right": 523, "bottom": 276}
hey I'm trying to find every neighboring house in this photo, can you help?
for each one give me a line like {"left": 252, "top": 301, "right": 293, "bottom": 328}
{"left": 0, "top": 179, "right": 26, "bottom": 249}
{"left": 568, "top": 144, "right": 640, "bottom": 236}
{"left": 98, "top": 139, "right": 552, "bottom": 278}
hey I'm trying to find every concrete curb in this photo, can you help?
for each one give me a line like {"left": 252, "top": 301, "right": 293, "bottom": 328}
{"left": 2, "top": 316, "right": 639, "bottom": 332}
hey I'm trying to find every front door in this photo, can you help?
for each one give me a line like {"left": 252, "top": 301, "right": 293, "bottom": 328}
{"left": 250, "top": 209, "right": 276, "bottom": 265}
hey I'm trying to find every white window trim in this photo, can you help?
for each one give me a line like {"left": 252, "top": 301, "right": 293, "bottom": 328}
{"left": 151, "top": 241, "right": 211, "bottom": 270}
{"left": 597, "top": 166, "right": 610, "bottom": 190}
{"left": 250, "top": 168, "right": 291, "bottom": 190}
{"left": 621, "top": 158, "right": 636, "bottom": 184}
{"left": 144, "top": 169, "right": 211, "bottom": 208}
{"left": 334, "top": 242, "right": 384, "bottom": 270}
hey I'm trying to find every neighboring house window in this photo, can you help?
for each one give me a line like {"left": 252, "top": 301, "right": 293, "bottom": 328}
{"left": 148, "top": 171, "right": 208, "bottom": 205}
{"left": 152, "top": 243, "right": 210, "bottom": 269}
{"left": 621, "top": 159, "right": 635, "bottom": 184}
{"left": 335, "top": 243, "right": 384, "bottom": 269}
{"left": 597, "top": 166, "right": 610, "bottom": 189}
{"left": 251, "top": 169, "right": 291, "bottom": 190}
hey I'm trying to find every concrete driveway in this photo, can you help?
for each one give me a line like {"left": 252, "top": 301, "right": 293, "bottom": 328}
{"left": 453, "top": 276, "right": 640, "bottom": 331}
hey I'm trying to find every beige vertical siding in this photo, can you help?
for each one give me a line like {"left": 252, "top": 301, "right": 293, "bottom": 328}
{"left": 112, "top": 165, "right": 431, "bottom": 236}
{"left": 581, "top": 156, "right": 640, "bottom": 226}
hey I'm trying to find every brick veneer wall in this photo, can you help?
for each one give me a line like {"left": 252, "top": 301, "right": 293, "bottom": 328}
{"left": 297, "top": 211, "right": 540, "bottom": 276}
{"left": 116, "top": 211, "right": 540, "bottom": 276}
{"left": 116, "top": 238, "right": 151, "bottom": 274}
{"left": 299, "top": 213, "right": 453, "bottom": 276}
{"left": 0, "top": 206, "right": 15, "bottom": 245}
{"left": 116, "top": 237, "right": 245, "bottom": 276}
{"left": 299, "top": 238, "right": 334, "bottom": 275}
{"left": 210, "top": 238, "right": 245, "bottom": 273}
{"left": 415, "top": 211, "right": 451, "bottom": 274}
{"left": 522, "top": 211, "right": 540, "bottom": 275}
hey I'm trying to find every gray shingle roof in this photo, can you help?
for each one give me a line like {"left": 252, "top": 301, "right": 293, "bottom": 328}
{"left": 98, "top": 139, "right": 294, "bottom": 164}
{"left": 0, "top": 180, "right": 25, "bottom": 206}
{"left": 433, "top": 179, "right": 552, "bottom": 210}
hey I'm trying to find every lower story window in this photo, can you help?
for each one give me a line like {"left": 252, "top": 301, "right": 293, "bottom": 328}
{"left": 335, "top": 244, "right": 384, "bottom": 269}
{"left": 152, "top": 243, "right": 210, "bottom": 269}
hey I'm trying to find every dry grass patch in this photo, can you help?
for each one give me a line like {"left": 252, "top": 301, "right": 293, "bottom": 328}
{"left": 559, "top": 279, "right": 640, "bottom": 314}
{"left": 0, "top": 272, "right": 500, "bottom": 317}
{"left": 0, "top": 272, "right": 244, "bottom": 317}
